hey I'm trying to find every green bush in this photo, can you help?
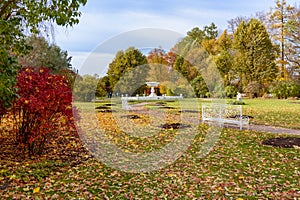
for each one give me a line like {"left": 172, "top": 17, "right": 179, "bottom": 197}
{"left": 271, "top": 80, "right": 300, "bottom": 99}
{"left": 227, "top": 100, "right": 246, "bottom": 105}
{"left": 225, "top": 85, "right": 238, "bottom": 98}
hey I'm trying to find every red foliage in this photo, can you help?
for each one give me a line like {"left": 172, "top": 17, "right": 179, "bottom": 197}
{"left": 13, "top": 67, "right": 77, "bottom": 155}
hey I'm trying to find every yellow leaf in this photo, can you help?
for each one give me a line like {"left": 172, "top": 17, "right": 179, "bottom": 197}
{"left": 9, "top": 175, "right": 16, "bottom": 180}
{"left": 33, "top": 187, "right": 40, "bottom": 193}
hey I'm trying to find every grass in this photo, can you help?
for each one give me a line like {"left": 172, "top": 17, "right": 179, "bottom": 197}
{"left": 241, "top": 98, "right": 300, "bottom": 129}
{"left": 1, "top": 98, "right": 300, "bottom": 199}
{"left": 92, "top": 97, "right": 300, "bottom": 129}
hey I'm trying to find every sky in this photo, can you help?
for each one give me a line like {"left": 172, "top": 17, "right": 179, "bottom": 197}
{"left": 54, "top": 0, "right": 299, "bottom": 76}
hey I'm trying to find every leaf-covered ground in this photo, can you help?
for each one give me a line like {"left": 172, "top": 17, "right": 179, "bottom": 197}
{"left": 1, "top": 99, "right": 300, "bottom": 199}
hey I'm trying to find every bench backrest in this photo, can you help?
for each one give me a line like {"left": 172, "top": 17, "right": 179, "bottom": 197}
{"left": 202, "top": 103, "right": 242, "bottom": 119}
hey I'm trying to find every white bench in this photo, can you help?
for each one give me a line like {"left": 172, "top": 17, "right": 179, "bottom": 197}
{"left": 202, "top": 103, "right": 250, "bottom": 130}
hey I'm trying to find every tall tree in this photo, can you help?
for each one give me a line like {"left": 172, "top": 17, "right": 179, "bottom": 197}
{"left": 18, "top": 35, "right": 72, "bottom": 73}
{"left": 268, "top": 0, "right": 295, "bottom": 79}
{"left": 73, "top": 74, "right": 99, "bottom": 102}
{"left": 213, "top": 30, "right": 234, "bottom": 86}
{"left": 203, "top": 22, "right": 218, "bottom": 40}
{"left": 227, "top": 16, "right": 250, "bottom": 34}
{"left": 187, "top": 27, "right": 205, "bottom": 43}
{"left": 106, "top": 47, "right": 148, "bottom": 95}
{"left": 147, "top": 48, "right": 170, "bottom": 82}
{"left": 172, "top": 33, "right": 218, "bottom": 97}
{"left": 147, "top": 48, "right": 167, "bottom": 65}
{"left": 173, "top": 56, "right": 200, "bottom": 82}
{"left": 0, "top": 0, "right": 86, "bottom": 119}
{"left": 284, "top": 4, "right": 300, "bottom": 78}
{"left": 233, "top": 19, "right": 278, "bottom": 92}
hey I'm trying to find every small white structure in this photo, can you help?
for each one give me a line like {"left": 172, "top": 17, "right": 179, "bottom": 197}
{"left": 146, "top": 81, "right": 160, "bottom": 97}
{"left": 236, "top": 92, "right": 242, "bottom": 101}
{"left": 121, "top": 82, "right": 183, "bottom": 110}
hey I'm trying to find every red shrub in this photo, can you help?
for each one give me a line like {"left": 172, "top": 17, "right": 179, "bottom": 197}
{"left": 13, "top": 67, "right": 77, "bottom": 155}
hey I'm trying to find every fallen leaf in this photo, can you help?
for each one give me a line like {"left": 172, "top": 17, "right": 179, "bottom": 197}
{"left": 33, "top": 187, "right": 40, "bottom": 193}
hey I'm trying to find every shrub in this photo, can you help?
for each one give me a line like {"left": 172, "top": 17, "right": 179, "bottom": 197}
{"left": 225, "top": 85, "right": 237, "bottom": 98}
{"left": 13, "top": 67, "right": 77, "bottom": 155}
{"left": 227, "top": 100, "right": 246, "bottom": 105}
{"left": 271, "top": 80, "right": 300, "bottom": 99}
{"left": 244, "top": 81, "right": 262, "bottom": 98}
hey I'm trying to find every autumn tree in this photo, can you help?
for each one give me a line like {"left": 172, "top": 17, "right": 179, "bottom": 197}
{"left": 186, "top": 23, "right": 218, "bottom": 55}
{"left": 147, "top": 48, "right": 170, "bottom": 82}
{"left": 173, "top": 56, "right": 199, "bottom": 82}
{"left": 284, "top": 4, "right": 300, "bottom": 78}
{"left": 73, "top": 74, "right": 99, "bottom": 102}
{"left": 147, "top": 48, "right": 167, "bottom": 65}
{"left": 106, "top": 47, "right": 148, "bottom": 95}
{"left": 19, "top": 35, "right": 72, "bottom": 73}
{"left": 267, "top": 0, "right": 295, "bottom": 79}
{"left": 96, "top": 76, "right": 111, "bottom": 97}
{"left": 227, "top": 16, "right": 250, "bottom": 34}
{"left": 0, "top": 0, "right": 87, "bottom": 119}
{"left": 187, "top": 27, "right": 205, "bottom": 43}
{"left": 233, "top": 19, "right": 278, "bottom": 93}
{"left": 173, "top": 27, "right": 222, "bottom": 97}
{"left": 213, "top": 30, "right": 234, "bottom": 86}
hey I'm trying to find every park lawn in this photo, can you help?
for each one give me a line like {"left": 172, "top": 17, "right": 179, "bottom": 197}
{"left": 93, "top": 97, "right": 300, "bottom": 130}
{"left": 1, "top": 125, "right": 299, "bottom": 199}
{"left": 1, "top": 98, "right": 299, "bottom": 199}
{"left": 241, "top": 98, "right": 300, "bottom": 130}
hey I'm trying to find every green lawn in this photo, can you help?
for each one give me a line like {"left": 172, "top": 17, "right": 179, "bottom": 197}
{"left": 118, "top": 97, "right": 300, "bottom": 129}
{"left": 1, "top": 98, "right": 299, "bottom": 199}
{"left": 241, "top": 98, "right": 300, "bottom": 129}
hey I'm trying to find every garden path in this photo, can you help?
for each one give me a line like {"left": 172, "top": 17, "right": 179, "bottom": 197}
{"left": 249, "top": 124, "right": 300, "bottom": 135}
{"left": 128, "top": 102, "right": 300, "bottom": 135}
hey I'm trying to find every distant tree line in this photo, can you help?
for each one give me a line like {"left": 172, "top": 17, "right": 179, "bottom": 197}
{"left": 96, "top": 1, "right": 299, "bottom": 99}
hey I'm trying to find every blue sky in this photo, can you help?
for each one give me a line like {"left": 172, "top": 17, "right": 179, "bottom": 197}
{"left": 54, "top": 0, "right": 299, "bottom": 75}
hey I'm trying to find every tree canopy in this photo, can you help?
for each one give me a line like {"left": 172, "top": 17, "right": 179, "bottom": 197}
{"left": 18, "top": 35, "right": 72, "bottom": 73}
{"left": 233, "top": 19, "right": 278, "bottom": 88}
{"left": 0, "top": 0, "right": 87, "bottom": 118}
{"left": 106, "top": 47, "right": 148, "bottom": 95}
{"left": 267, "top": 0, "right": 300, "bottom": 79}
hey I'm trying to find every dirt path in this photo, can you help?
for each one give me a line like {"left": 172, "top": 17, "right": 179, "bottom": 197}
{"left": 250, "top": 124, "right": 300, "bottom": 135}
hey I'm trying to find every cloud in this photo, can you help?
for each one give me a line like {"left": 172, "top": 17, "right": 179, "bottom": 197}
{"left": 55, "top": 9, "right": 219, "bottom": 53}
{"left": 71, "top": 52, "right": 115, "bottom": 76}
{"left": 73, "top": 28, "right": 184, "bottom": 75}
{"left": 56, "top": 0, "right": 300, "bottom": 75}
